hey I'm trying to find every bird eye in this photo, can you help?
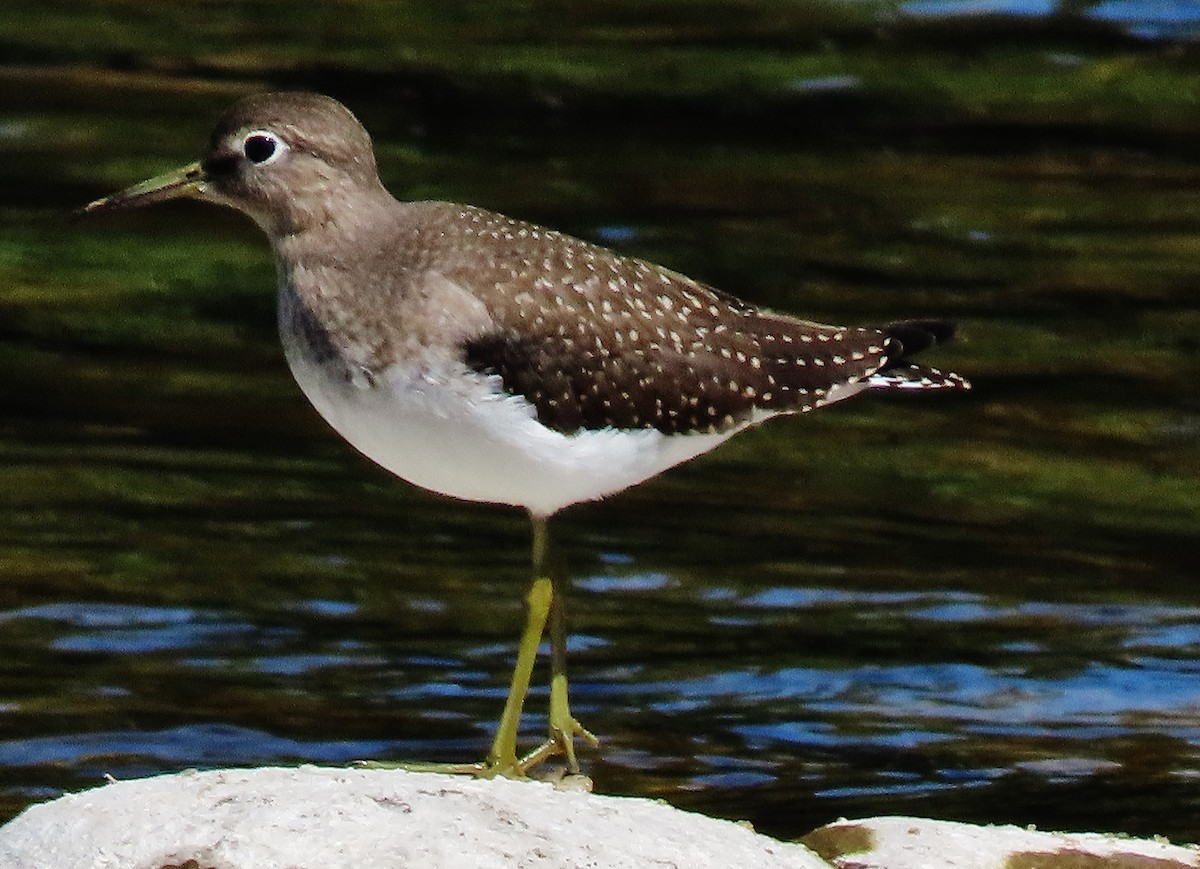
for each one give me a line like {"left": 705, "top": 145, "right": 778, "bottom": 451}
{"left": 242, "top": 131, "right": 285, "bottom": 165}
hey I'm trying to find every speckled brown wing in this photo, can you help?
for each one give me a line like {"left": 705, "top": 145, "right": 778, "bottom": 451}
{"left": 435, "top": 206, "right": 901, "bottom": 435}
{"left": 465, "top": 315, "right": 891, "bottom": 435}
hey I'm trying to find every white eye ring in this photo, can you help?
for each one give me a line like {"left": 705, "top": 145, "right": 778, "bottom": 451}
{"left": 242, "top": 130, "right": 287, "bottom": 166}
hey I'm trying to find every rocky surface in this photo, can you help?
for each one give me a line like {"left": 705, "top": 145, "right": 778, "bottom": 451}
{"left": 804, "top": 815, "right": 1199, "bottom": 868}
{"left": 0, "top": 766, "right": 826, "bottom": 869}
{"left": 1, "top": 767, "right": 1196, "bottom": 869}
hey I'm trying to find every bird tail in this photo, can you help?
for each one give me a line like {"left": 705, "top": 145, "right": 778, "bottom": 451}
{"left": 868, "top": 320, "right": 971, "bottom": 392}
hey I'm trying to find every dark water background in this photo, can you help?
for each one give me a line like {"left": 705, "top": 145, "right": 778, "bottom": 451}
{"left": 3, "top": 0, "right": 1200, "bottom": 844}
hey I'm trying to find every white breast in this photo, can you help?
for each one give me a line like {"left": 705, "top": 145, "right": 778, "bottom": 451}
{"left": 279, "top": 314, "right": 741, "bottom": 518}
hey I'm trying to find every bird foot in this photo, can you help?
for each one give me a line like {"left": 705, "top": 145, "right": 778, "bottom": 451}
{"left": 516, "top": 714, "right": 600, "bottom": 776}
{"left": 357, "top": 741, "right": 595, "bottom": 783}
{"left": 356, "top": 749, "right": 541, "bottom": 778}
{"left": 355, "top": 713, "right": 598, "bottom": 781}
{"left": 355, "top": 758, "right": 492, "bottom": 776}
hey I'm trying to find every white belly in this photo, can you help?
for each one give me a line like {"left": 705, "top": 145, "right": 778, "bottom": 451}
{"left": 280, "top": 327, "right": 739, "bottom": 518}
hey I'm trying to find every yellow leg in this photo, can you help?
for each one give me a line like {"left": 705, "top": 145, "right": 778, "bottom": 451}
{"left": 483, "top": 575, "right": 552, "bottom": 774}
{"left": 363, "top": 513, "right": 596, "bottom": 778}
{"left": 546, "top": 576, "right": 598, "bottom": 772}
{"left": 361, "top": 574, "right": 552, "bottom": 778}
{"left": 517, "top": 515, "right": 598, "bottom": 774}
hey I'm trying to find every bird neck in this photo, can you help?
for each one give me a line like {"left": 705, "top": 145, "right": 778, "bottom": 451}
{"left": 257, "top": 173, "right": 393, "bottom": 241}
{"left": 269, "top": 192, "right": 432, "bottom": 373}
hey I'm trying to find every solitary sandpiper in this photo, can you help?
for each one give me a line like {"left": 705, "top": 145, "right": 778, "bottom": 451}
{"left": 79, "top": 92, "right": 969, "bottom": 778}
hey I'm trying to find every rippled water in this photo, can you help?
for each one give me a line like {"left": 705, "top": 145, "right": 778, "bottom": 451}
{"left": 2, "top": 458, "right": 1199, "bottom": 840}
{"left": 3, "top": 0, "right": 1200, "bottom": 846}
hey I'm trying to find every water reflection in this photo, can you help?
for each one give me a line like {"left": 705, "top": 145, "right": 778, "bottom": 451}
{"left": 901, "top": 0, "right": 1200, "bottom": 41}
{"left": 3, "top": 566, "right": 1200, "bottom": 837}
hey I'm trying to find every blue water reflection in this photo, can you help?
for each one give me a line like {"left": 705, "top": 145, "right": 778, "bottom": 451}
{"left": 901, "top": 0, "right": 1200, "bottom": 40}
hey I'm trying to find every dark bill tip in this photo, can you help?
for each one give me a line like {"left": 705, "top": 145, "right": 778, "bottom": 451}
{"left": 73, "top": 162, "right": 207, "bottom": 221}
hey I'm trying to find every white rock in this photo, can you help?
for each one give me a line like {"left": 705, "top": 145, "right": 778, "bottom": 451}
{"left": 0, "top": 766, "right": 829, "bottom": 869}
{"left": 804, "top": 815, "right": 1200, "bottom": 868}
